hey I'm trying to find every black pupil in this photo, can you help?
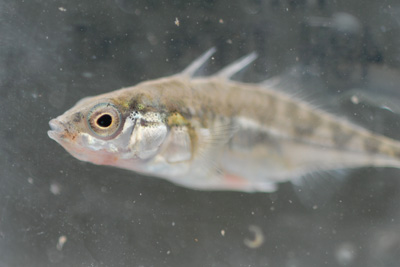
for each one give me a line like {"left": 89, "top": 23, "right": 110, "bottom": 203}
{"left": 97, "top": 114, "right": 112, "bottom": 127}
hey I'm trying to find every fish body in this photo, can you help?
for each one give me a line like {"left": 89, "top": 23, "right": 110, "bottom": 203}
{"left": 48, "top": 49, "right": 400, "bottom": 192}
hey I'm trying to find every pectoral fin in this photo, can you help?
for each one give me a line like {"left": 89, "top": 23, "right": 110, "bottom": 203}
{"left": 159, "top": 126, "right": 192, "bottom": 163}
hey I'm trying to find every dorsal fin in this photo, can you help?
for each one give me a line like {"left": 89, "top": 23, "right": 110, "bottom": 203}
{"left": 215, "top": 52, "right": 258, "bottom": 79}
{"left": 180, "top": 47, "right": 216, "bottom": 77}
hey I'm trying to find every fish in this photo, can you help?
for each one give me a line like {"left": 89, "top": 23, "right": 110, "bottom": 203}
{"left": 48, "top": 48, "right": 400, "bottom": 193}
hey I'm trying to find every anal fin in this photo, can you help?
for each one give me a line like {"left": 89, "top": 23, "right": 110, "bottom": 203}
{"left": 182, "top": 169, "right": 278, "bottom": 193}
{"left": 292, "top": 169, "right": 348, "bottom": 208}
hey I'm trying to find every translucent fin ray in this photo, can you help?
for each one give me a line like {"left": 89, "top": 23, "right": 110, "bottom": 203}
{"left": 159, "top": 126, "right": 192, "bottom": 163}
{"left": 292, "top": 169, "right": 348, "bottom": 208}
{"left": 216, "top": 52, "right": 258, "bottom": 79}
{"left": 341, "top": 89, "right": 400, "bottom": 114}
{"left": 180, "top": 47, "right": 217, "bottom": 77}
{"left": 189, "top": 120, "right": 238, "bottom": 182}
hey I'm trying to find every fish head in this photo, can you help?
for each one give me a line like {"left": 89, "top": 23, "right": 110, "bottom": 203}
{"left": 48, "top": 91, "right": 169, "bottom": 169}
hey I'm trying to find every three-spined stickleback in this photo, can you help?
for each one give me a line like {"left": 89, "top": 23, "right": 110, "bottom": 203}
{"left": 48, "top": 48, "right": 400, "bottom": 192}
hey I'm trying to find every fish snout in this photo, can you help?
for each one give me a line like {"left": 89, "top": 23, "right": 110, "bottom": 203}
{"left": 49, "top": 118, "right": 64, "bottom": 131}
{"left": 48, "top": 119, "right": 66, "bottom": 141}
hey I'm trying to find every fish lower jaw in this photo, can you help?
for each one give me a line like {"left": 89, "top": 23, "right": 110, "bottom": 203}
{"left": 47, "top": 130, "right": 58, "bottom": 141}
{"left": 47, "top": 130, "right": 66, "bottom": 144}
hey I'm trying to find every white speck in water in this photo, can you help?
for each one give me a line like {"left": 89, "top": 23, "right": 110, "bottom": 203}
{"left": 221, "top": 229, "right": 225, "bottom": 236}
{"left": 166, "top": 250, "right": 171, "bottom": 255}
{"left": 27, "top": 177, "right": 34, "bottom": 184}
{"left": 50, "top": 183, "right": 61, "bottom": 195}
{"left": 171, "top": 222, "right": 175, "bottom": 226}
{"left": 56, "top": 235, "right": 67, "bottom": 251}
{"left": 174, "top": 17, "right": 180, "bottom": 26}
{"left": 82, "top": 72, "right": 94, "bottom": 78}
{"left": 58, "top": 7, "right": 67, "bottom": 12}
{"left": 351, "top": 95, "right": 360, "bottom": 104}
{"left": 335, "top": 242, "right": 356, "bottom": 265}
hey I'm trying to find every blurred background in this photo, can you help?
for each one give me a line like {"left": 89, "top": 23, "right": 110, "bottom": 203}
{"left": 1, "top": 0, "right": 400, "bottom": 266}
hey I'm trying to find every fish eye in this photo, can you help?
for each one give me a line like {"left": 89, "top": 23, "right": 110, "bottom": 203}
{"left": 87, "top": 103, "right": 122, "bottom": 139}
{"left": 96, "top": 114, "right": 112, "bottom": 128}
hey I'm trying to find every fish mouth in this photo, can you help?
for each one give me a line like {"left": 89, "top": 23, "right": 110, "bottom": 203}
{"left": 48, "top": 119, "right": 65, "bottom": 141}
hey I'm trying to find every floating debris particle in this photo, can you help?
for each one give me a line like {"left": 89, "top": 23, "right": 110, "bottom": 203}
{"left": 174, "top": 17, "right": 180, "bottom": 26}
{"left": 58, "top": 7, "right": 67, "bottom": 12}
{"left": 221, "top": 229, "right": 225, "bottom": 236}
{"left": 351, "top": 95, "right": 360, "bottom": 104}
{"left": 82, "top": 72, "right": 94, "bottom": 78}
{"left": 50, "top": 182, "right": 61, "bottom": 195}
{"left": 335, "top": 242, "right": 356, "bottom": 265}
{"left": 244, "top": 225, "right": 264, "bottom": 249}
{"left": 27, "top": 177, "right": 34, "bottom": 184}
{"left": 219, "top": 19, "right": 224, "bottom": 24}
{"left": 56, "top": 235, "right": 67, "bottom": 251}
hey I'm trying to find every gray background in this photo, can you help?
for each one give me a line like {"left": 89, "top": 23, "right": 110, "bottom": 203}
{"left": 1, "top": 0, "right": 400, "bottom": 266}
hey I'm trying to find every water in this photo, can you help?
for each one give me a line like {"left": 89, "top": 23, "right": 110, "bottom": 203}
{"left": 1, "top": 0, "right": 400, "bottom": 266}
